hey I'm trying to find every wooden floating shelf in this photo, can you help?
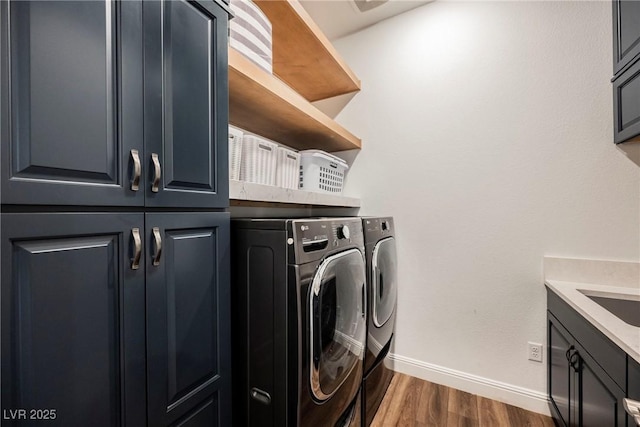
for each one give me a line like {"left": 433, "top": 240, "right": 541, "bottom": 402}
{"left": 229, "top": 180, "right": 361, "bottom": 208}
{"left": 228, "top": 48, "right": 362, "bottom": 152}
{"left": 253, "top": 0, "right": 361, "bottom": 102}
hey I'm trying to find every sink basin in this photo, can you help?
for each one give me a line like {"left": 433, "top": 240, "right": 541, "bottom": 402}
{"left": 584, "top": 294, "right": 640, "bottom": 327}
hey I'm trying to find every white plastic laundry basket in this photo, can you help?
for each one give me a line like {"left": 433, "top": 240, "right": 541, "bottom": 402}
{"left": 228, "top": 126, "right": 243, "bottom": 181}
{"left": 299, "top": 150, "right": 349, "bottom": 194}
{"left": 239, "top": 135, "right": 278, "bottom": 185}
{"left": 276, "top": 147, "right": 300, "bottom": 190}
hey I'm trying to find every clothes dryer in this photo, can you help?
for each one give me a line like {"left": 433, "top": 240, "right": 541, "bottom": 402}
{"left": 232, "top": 218, "right": 366, "bottom": 427}
{"left": 361, "top": 217, "right": 398, "bottom": 426}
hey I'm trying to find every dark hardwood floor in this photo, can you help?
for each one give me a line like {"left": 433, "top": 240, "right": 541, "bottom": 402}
{"left": 371, "top": 373, "right": 555, "bottom": 427}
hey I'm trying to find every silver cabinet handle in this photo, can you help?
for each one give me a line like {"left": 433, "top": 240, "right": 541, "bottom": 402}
{"left": 130, "top": 149, "right": 141, "bottom": 191}
{"left": 624, "top": 398, "right": 640, "bottom": 426}
{"left": 152, "top": 227, "right": 162, "bottom": 266}
{"left": 131, "top": 228, "right": 142, "bottom": 270}
{"left": 151, "top": 153, "right": 161, "bottom": 193}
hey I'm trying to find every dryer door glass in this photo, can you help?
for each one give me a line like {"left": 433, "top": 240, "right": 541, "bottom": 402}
{"left": 310, "top": 249, "right": 366, "bottom": 402}
{"left": 372, "top": 237, "right": 397, "bottom": 328}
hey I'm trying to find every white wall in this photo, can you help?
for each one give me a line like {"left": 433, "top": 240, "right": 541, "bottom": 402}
{"left": 329, "top": 0, "right": 640, "bottom": 413}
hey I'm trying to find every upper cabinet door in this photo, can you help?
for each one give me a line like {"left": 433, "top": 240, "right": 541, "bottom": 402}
{"left": 146, "top": 212, "right": 230, "bottom": 426}
{"left": 144, "top": 0, "right": 229, "bottom": 208}
{"left": 613, "top": 0, "right": 640, "bottom": 75}
{"left": 0, "top": 1, "right": 144, "bottom": 206}
{"left": 613, "top": 56, "right": 640, "bottom": 144}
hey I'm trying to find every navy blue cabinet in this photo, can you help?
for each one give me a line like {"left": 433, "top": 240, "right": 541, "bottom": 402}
{"left": 613, "top": 0, "right": 640, "bottom": 76}
{"left": 631, "top": 359, "right": 640, "bottom": 400}
{"left": 0, "top": 0, "right": 229, "bottom": 208}
{"left": 612, "top": 0, "right": 640, "bottom": 145}
{"left": 1, "top": 213, "right": 147, "bottom": 426}
{"left": 1, "top": 212, "right": 231, "bottom": 426}
{"left": 549, "top": 318, "right": 573, "bottom": 426}
{"left": 630, "top": 359, "right": 640, "bottom": 427}
{"left": 0, "top": 1, "right": 145, "bottom": 207}
{"left": 0, "top": 1, "right": 231, "bottom": 426}
{"left": 613, "top": 57, "right": 640, "bottom": 144}
{"left": 146, "top": 212, "right": 230, "bottom": 426}
{"left": 144, "top": 0, "right": 229, "bottom": 208}
{"left": 548, "top": 290, "right": 631, "bottom": 427}
{"left": 548, "top": 312, "right": 626, "bottom": 427}
{"left": 578, "top": 337, "right": 626, "bottom": 427}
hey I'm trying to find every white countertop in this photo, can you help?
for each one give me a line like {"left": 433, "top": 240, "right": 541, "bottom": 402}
{"left": 545, "top": 280, "right": 640, "bottom": 364}
{"left": 229, "top": 180, "right": 361, "bottom": 207}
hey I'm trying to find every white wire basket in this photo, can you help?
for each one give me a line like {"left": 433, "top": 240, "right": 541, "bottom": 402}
{"left": 299, "top": 150, "right": 349, "bottom": 194}
{"left": 276, "top": 146, "right": 300, "bottom": 190}
{"left": 239, "top": 135, "right": 278, "bottom": 185}
{"left": 228, "top": 126, "right": 243, "bottom": 181}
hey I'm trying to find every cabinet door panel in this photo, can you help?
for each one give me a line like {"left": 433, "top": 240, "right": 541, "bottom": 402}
{"left": 144, "top": 0, "right": 228, "bottom": 208}
{"left": 548, "top": 290, "right": 627, "bottom": 390}
{"left": 172, "top": 396, "right": 219, "bottom": 427}
{"left": 549, "top": 315, "right": 572, "bottom": 427}
{"left": 578, "top": 347, "right": 626, "bottom": 427}
{"left": 146, "top": 212, "right": 230, "bottom": 426}
{"left": 1, "top": 213, "right": 146, "bottom": 426}
{"left": 630, "top": 358, "right": 640, "bottom": 399}
{"left": 613, "top": 0, "right": 640, "bottom": 74}
{"left": 0, "top": 1, "right": 144, "bottom": 206}
{"left": 614, "top": 58, "right": 640, "bottom": 144}
{"left": 630, "top": 358, "right": 640, "bottom": 427}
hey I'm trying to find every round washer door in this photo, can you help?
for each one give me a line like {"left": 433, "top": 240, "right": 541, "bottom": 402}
{"left": 372, "top": 237, "right": 397, "bottom": 328}
{"left": 309, "top": 248, "right": 366, "bottom": 402}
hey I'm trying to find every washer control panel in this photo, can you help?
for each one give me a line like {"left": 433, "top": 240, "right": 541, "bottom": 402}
{"left": 293, "top": 218, "right": 363, "bottom": 257}
{"left": 337, "top": 224, "right": 350, "bottom": 240}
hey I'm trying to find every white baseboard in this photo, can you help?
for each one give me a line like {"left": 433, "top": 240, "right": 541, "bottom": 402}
{"left": 388, "top": 353, "right": 551, "bottom": 416}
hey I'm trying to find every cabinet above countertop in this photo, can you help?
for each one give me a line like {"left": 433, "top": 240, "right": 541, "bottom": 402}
{"left": 611, "top": 0, "right": 640, "bottom": 145}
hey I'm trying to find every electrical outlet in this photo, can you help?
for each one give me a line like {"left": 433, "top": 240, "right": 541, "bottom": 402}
{"left": 528, "top": 342, "right": 543, "bottom": 362}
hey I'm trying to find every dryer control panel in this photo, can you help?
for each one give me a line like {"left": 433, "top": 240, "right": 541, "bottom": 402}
{"left": 363, "top": 217, "right": 394, "bottom": 244}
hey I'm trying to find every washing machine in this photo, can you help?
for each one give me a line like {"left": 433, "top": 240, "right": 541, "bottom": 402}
{"left": 361, "top": 217, "right": 398, "bottom": 426}
{"left": 231, "top": 218, "right": 367, "bottom": 427}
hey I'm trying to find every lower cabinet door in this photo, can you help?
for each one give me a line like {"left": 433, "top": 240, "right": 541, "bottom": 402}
{"left": 630, "top": 359, "right": 640, "bottom": 427}
{"left": 577, "top": 345, "right": 627, "bottom": 427}
{"left": 549, "top": 314, "right": 573, "bottom": 427}
{"left": 0, "top": 212, "right": 146, "bottom": 426}
{"left": 146, "top": 212, "right": 230, "bottom": 426}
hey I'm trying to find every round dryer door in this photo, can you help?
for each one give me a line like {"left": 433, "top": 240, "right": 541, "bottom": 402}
{"left": 309, "top": 248, "right": 366, "bottom": 402}
{"left": 372, "top": 237, "right": 397, "bottom": 328}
